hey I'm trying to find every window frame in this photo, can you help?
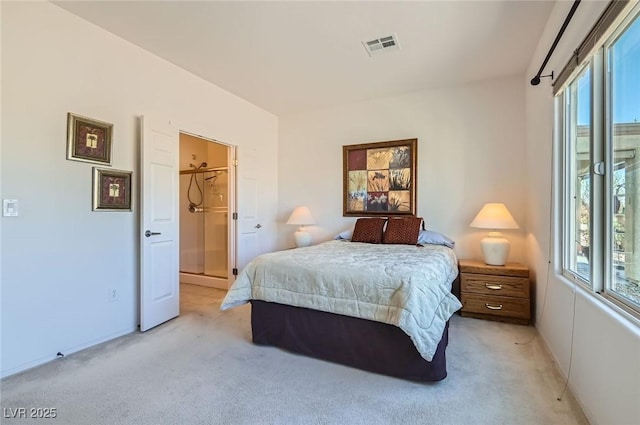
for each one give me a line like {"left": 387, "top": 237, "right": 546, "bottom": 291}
{"left": 556, "top": 2, "right": 640, "bottom": 317}
{"left": 602, "top": 6, "right": 640, "bottom": 311}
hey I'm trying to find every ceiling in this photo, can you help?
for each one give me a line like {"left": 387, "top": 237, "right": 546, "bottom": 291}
{"left": 54, "top": 1, "right": 555, "bottom": 116}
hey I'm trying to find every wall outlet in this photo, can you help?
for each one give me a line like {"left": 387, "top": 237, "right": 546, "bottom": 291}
{"left": 109, "top": 288, "right": 119, "bottom": 302}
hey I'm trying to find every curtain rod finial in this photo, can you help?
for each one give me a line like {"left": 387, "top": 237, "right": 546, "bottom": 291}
{"left": 530, "top": 71, "right": 554, "bottom": 87}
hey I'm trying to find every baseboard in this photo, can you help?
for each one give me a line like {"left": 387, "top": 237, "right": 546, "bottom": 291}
{"left": 536, "top": 329, "right": 598, "bottom": 425}
{"left": 0, "top": 326, "right": 136, "bottom": 379}
{"left": 180, "top": 272, "right": 228, "bottom": 289}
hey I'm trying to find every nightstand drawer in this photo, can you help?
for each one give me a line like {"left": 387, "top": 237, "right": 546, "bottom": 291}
{"left": 461, "top": 293, "right": 530, "bottom": 319}
{"left": 461, "top": 274, "right": 529, "bottom": 299}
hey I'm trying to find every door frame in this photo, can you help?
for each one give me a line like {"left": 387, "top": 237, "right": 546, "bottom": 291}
{"left": 178, "top": 130, "right": 237, "bottom": 289}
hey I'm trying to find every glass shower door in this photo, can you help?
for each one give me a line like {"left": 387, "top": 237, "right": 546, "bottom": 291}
{"left": 179, "top": 169, "right": 228, "bottom": 279}
{"left": 203, "top": 169, "right": 228, "bottom": 278}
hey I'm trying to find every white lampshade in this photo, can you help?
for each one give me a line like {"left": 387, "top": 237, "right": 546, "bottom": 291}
{"left": 470, "top": 203, "right": 519, "bottom": 266}
{"left": 287, "top": 206, "right": 316, "bottom": 247}
{"left": 286, "top": 206, "right": 316, "bottom": 226}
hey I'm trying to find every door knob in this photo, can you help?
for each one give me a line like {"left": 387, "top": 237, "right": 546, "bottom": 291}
{"left": 255, "top": 224, "right": 262, "bottom": 229}
{"left": 145, "top": 230, "right": 162, "bottom": 237}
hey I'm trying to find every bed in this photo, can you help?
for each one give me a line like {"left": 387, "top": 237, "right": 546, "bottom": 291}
{"left": 221, "top": 233, "right": 461, "bottom": 382}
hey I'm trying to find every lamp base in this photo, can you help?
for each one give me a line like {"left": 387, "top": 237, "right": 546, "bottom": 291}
{"left": 480, "top": 232, "right": 510, "bottom": 266}
{"left": 293, "top": 230, "right": 312, "bottom": 248}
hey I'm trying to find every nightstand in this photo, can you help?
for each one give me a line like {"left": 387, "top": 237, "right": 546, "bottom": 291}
{"left": 459, "top": 259, "right": 530, "bottom": 325}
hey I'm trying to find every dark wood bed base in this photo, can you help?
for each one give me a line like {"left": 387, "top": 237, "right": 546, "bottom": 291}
{"left": 250, "top": 300, "right": 449, "bottom": 382}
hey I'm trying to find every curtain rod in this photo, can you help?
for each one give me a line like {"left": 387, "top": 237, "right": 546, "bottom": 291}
{"left": 531, "top": 0, "right": 581, "bottom": 86}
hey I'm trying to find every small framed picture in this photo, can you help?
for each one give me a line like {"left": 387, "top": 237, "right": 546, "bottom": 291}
{"left": 67, "top": 113, "right": 113, "bottom": 165}
{"left": 92, "top": 168, "right": 132, "bottom": 211}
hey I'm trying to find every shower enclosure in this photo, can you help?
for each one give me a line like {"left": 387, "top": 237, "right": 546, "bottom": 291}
{"left": 179, "top": 134, "right": 230, "bottom": 288}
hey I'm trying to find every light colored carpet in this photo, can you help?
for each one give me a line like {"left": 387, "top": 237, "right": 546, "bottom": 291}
{"left": 0, "top": 284, "right": 588, "bottom": 425}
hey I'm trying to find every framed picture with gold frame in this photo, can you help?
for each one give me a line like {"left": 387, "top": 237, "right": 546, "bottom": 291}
{"left": 343, "top": 138, "right": 417, "bottom": 217}
{"left": 67, "top": 112, "right": 113, "bottom": 165}
{"left": 92, "top": 168, "right": 132, "bottom": 212}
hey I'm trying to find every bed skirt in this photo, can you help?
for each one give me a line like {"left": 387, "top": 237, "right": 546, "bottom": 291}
{"left": 250, "top": 300, "right": 449, "bottom": 382}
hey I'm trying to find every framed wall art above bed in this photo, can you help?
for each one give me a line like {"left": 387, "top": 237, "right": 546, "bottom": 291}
{"left": 343, "top": 138, "right": 417, "bottom": 217}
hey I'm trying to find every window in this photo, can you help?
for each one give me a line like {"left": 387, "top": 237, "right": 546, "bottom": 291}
{"left": 607, "top": 10, "right": 640, "bottom": 309}
{"left": 558, "top": 4, "right": 640, "bottom": 315}
{"left": 564, "top": 66, "right": 592, "bottom": 282}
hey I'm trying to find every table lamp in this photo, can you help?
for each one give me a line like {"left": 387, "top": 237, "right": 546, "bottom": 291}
{"left": 287, "top": 206, "right": 316, "bottom": 247}
{"left": 470, "top": 203, "right": 519, "bottom": 266}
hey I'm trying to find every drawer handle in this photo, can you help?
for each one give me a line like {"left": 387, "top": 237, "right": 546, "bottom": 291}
{"left": 485, "top": 303, "right": 503, "bottom": 310}
{"left": 485, "top": 284, "right": 503, "bottom": 290}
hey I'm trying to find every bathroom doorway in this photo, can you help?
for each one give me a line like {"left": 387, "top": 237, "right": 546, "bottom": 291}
{"left": 179, "top": 132, "right": 232, "bottom": 306}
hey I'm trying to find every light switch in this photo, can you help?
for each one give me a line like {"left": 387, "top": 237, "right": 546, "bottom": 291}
{"left": 3, "top": 199, "right": 18, "bottom": 217}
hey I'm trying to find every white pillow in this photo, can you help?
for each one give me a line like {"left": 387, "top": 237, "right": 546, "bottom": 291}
{"left": 334, "top": 229, "right": 353, "bottom": 240}
{"left": 417, "top": 230, "right": 455, "bottom": 248}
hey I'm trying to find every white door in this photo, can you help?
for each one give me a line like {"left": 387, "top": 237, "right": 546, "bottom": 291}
{"left": 236, "top": 148, "right": 261, "bottom": 272}
{"left": 140, "top": 115, "right": 179, "bottom": 331}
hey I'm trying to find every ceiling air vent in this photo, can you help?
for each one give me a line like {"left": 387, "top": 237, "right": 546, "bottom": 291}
{"left": 362, "top": 34, "right": 400, "bottom": 56}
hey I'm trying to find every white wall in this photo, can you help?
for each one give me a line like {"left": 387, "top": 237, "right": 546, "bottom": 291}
{"left": 525, "top": 2, "right": 640, "bottom": 424}
{"left": 279, "top": 76, "right": 527, "bottom": 262}
{"left": 0, "top": 2, "right": 278, "bottom": 377}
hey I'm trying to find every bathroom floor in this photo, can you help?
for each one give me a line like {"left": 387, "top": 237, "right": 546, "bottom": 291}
{"left": 180, "top": 283, "right": 227, "bottom": 314}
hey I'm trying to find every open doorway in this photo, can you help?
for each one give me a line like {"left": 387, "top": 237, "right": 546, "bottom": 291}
{"left": 178, "top": 132, "right": 232, "bottom": 313}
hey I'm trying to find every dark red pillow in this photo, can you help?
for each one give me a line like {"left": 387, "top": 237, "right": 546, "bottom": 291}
{"left": 383, "top": 217, "right": 423, "bottom": 245}
{"left": 351, "top": 218, "right": 387, "bottom": 244}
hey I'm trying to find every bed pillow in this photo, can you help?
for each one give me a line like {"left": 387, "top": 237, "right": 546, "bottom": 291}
{"left": 417, "top": 230, "right": 455, "bottom": 248}
{"left": 334, "top": 229, "right": 353, "bottom": 241}
{"left": 382, "top": 216, "right": 423, "bottom": 245}
{"left": 351, "top": 218, "right": 387, "bottom": 244}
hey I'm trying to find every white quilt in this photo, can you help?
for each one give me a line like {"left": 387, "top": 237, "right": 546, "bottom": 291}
{"left": 221, "top": 240, "right": 462, "bottom": 361}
